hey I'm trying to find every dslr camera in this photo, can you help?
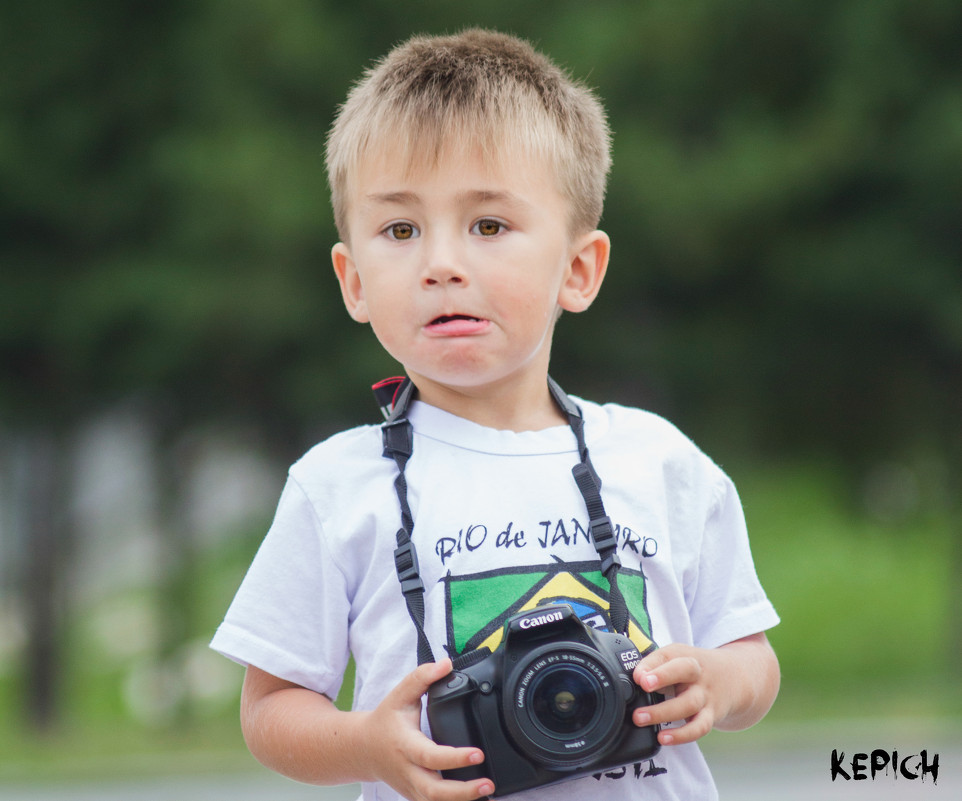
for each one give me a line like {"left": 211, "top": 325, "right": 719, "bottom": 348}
{"left": 427, "top": 603, "right": 661, "bottom": 797}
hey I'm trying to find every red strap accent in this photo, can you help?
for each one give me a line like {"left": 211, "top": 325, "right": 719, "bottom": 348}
{"left": 372, "top": 376, "right": 408, "bottom": 418}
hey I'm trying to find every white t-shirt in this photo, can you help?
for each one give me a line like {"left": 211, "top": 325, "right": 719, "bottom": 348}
{"left": 211, "top": 397, "right": 779, "bottom": 801}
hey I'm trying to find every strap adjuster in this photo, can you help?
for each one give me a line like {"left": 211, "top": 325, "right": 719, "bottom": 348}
{"left": 599, "top": 550, "right": 622, "bottom": 575}
{"left": 592, "top": 515, "right": 621, "bottom": 574}
{"left": 394, "top": 537, "right": 423, "bottom": 593}
{"left": 382, "top": 419, "right": 413, "bottom": 458}
{"left": 590, "top": 514, "right": 617, "bottom": 552}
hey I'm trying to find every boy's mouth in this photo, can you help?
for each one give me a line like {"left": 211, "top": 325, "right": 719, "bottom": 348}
{"left": 431, "top": 314, "right": 480, "bottom": 325}
{"left": 425, "top": 314, "right": 490, "bottom": 336}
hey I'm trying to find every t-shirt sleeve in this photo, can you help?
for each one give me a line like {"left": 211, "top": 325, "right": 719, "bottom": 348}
{"left": 687, "top": 472, "right": 779, "bottom": 650}
{"left": 209, "top": 475, "right": 351, "bottom": 699}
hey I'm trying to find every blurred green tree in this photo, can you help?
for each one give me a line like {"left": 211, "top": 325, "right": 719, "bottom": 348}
{"left": 1, "top": 0, "right": 959, "bottom": 728}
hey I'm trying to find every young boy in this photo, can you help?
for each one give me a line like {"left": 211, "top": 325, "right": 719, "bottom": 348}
{"left": 211, "top": 29, "right": 780, "bottom": 801}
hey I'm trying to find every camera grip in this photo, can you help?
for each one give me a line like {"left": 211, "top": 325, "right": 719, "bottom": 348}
{"left": 427, "top": 673, "right": 490, "bottom": 781}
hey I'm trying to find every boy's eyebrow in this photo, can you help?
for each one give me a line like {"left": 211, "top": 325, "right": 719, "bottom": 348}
{"left": 362, "top": 188, "right": 532, "bottom": 210}
{"left": 458, "top": 189, "right": 533, "bottom": 210}
{"left": 363, "top": 190, "right": 421, "bottom": 208}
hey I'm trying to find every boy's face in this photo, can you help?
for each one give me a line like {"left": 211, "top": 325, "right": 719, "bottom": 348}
{"left": 332, "top": 143, "right": 608, "bottom": 423}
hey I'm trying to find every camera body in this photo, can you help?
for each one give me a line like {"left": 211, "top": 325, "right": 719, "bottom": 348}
{"left": 427, "top": 603, "right": 661, "bottom": 797}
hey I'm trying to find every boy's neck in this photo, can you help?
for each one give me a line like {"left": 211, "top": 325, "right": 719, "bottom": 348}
{"left": 407, "top": 372, "right": 568, "bottom": 432}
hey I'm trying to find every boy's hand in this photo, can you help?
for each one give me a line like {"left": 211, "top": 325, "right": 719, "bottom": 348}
{"left": 630, "top": 632, "right": 779, "bottom": 746}
{"left": 365, "top": 658, "right": 495, "bottom": 801}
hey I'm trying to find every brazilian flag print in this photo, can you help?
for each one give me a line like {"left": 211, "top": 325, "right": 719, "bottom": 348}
{"left": 441, "top": 559, "right": 657, "bottom": 659}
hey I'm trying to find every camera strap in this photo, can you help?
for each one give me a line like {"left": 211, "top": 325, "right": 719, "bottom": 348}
{"left": 376, "top": 376, "right": 630, "bottom": 666}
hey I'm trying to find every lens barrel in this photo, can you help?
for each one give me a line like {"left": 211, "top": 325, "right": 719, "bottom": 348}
{"left": 505, "top": 644, "right": 622, "bottom": 768}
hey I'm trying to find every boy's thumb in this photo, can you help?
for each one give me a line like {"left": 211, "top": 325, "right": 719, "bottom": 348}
{"left": 392, "top": 658, "right": 453, "bottom": 705}
{"left": 416, "top": 657, "right": 453, "bottom": 690}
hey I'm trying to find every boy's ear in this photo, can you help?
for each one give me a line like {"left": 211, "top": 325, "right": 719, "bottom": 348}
{"left": 332, "top": 242, "right": 370, "bottom": 323}
{"left": 557, "top": 229, "right": 610, "bottom": 314}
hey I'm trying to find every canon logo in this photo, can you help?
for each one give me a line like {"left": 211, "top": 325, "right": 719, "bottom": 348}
{"left": 518, "top": 610, "right": 564, "bottom": 629}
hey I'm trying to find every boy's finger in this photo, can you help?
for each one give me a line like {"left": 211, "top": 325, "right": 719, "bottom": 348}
{"left": 635, "top": 654, "right": 701, "bottom": 693}
{"left": 456, "top": 777, "right": 496, "bottom": 801}
{"left": 657, "top": 708, "right": 713, "bottom": 746}
{"left": 634, "top": 646, "right": 676, "bottom": 686}
{"left": 416, "top": 657, "right": 454, "bottom": 689}
{"left": 416, "top": 743, "right": 486, "bottom": 773}
{"left": 404, "top": 755, "right": 493, "bottom": 801}
{"left": 420, "top": 775, "right": 495, "bottom": 801}
{"left": 387, "top": 658, "right": 454, "bottom": 706}
{"left": 632, "top": 690, "right": 696, "bottom": 728}
{"left": 636, "top": 647, "right": 672, "bottom": 674}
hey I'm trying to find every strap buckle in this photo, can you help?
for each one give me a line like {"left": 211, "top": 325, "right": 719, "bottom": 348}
{"left": 394, "top": 537, "right": 424, "bottom": 594}
{"left": 590, "top": 515, "right": 622, "bottom": 573}
{"left": 382, "top": 419, "right": 413, "bottom": 458}
{"left": 590, "top": 514, "right": 617, "bottom": 551}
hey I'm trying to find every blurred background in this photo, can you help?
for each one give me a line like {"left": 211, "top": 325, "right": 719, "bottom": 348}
{"left": 1, "top": 0, "right": 960, "bottom": 793}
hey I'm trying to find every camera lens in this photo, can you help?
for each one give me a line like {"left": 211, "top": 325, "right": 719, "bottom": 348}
{"left": 506, "top": 648, "right": 623, "bottom": 768}
{"left": 530, "top": 664, "right": 600, "bottom": 736}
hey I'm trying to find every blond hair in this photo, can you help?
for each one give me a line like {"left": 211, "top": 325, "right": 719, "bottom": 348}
{"left": 325, "top": 29, "right": 611, "bottom": 239}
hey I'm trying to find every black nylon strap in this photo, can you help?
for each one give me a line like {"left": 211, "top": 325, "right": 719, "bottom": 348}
{"left": 382, "top": 419, "right": 415, "bottom": 536}
{"left": 381, "top": 385, "right": 435, "bottom": 666}
{"left": 379, "top": 376, "right": 632, "bottom": 666}
{"left": 548, "top": 377, "right": 630, "bottom": 635}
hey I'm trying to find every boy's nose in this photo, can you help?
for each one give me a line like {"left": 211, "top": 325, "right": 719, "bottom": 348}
{"left": 423, "top": 266, "right": 466, "bottom": 287}
{"left": 421, "top": 237, "right": 469, "bottom": 288}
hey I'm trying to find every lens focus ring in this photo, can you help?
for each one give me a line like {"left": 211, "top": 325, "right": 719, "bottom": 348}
{"left": 505, "top": 645, "right": 622, "bottom": 768}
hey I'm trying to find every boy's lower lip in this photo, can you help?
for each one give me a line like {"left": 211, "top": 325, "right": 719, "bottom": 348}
{"left": 424, "top": 316, "right": 491, "bottom": 336}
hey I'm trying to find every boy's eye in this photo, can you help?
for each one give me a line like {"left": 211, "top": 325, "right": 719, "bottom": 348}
{"left": 386, "top": 222, "right": 418, "bottom": 240}
{"left": 473, "top": 219, "right": 504, "bottom": 237}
